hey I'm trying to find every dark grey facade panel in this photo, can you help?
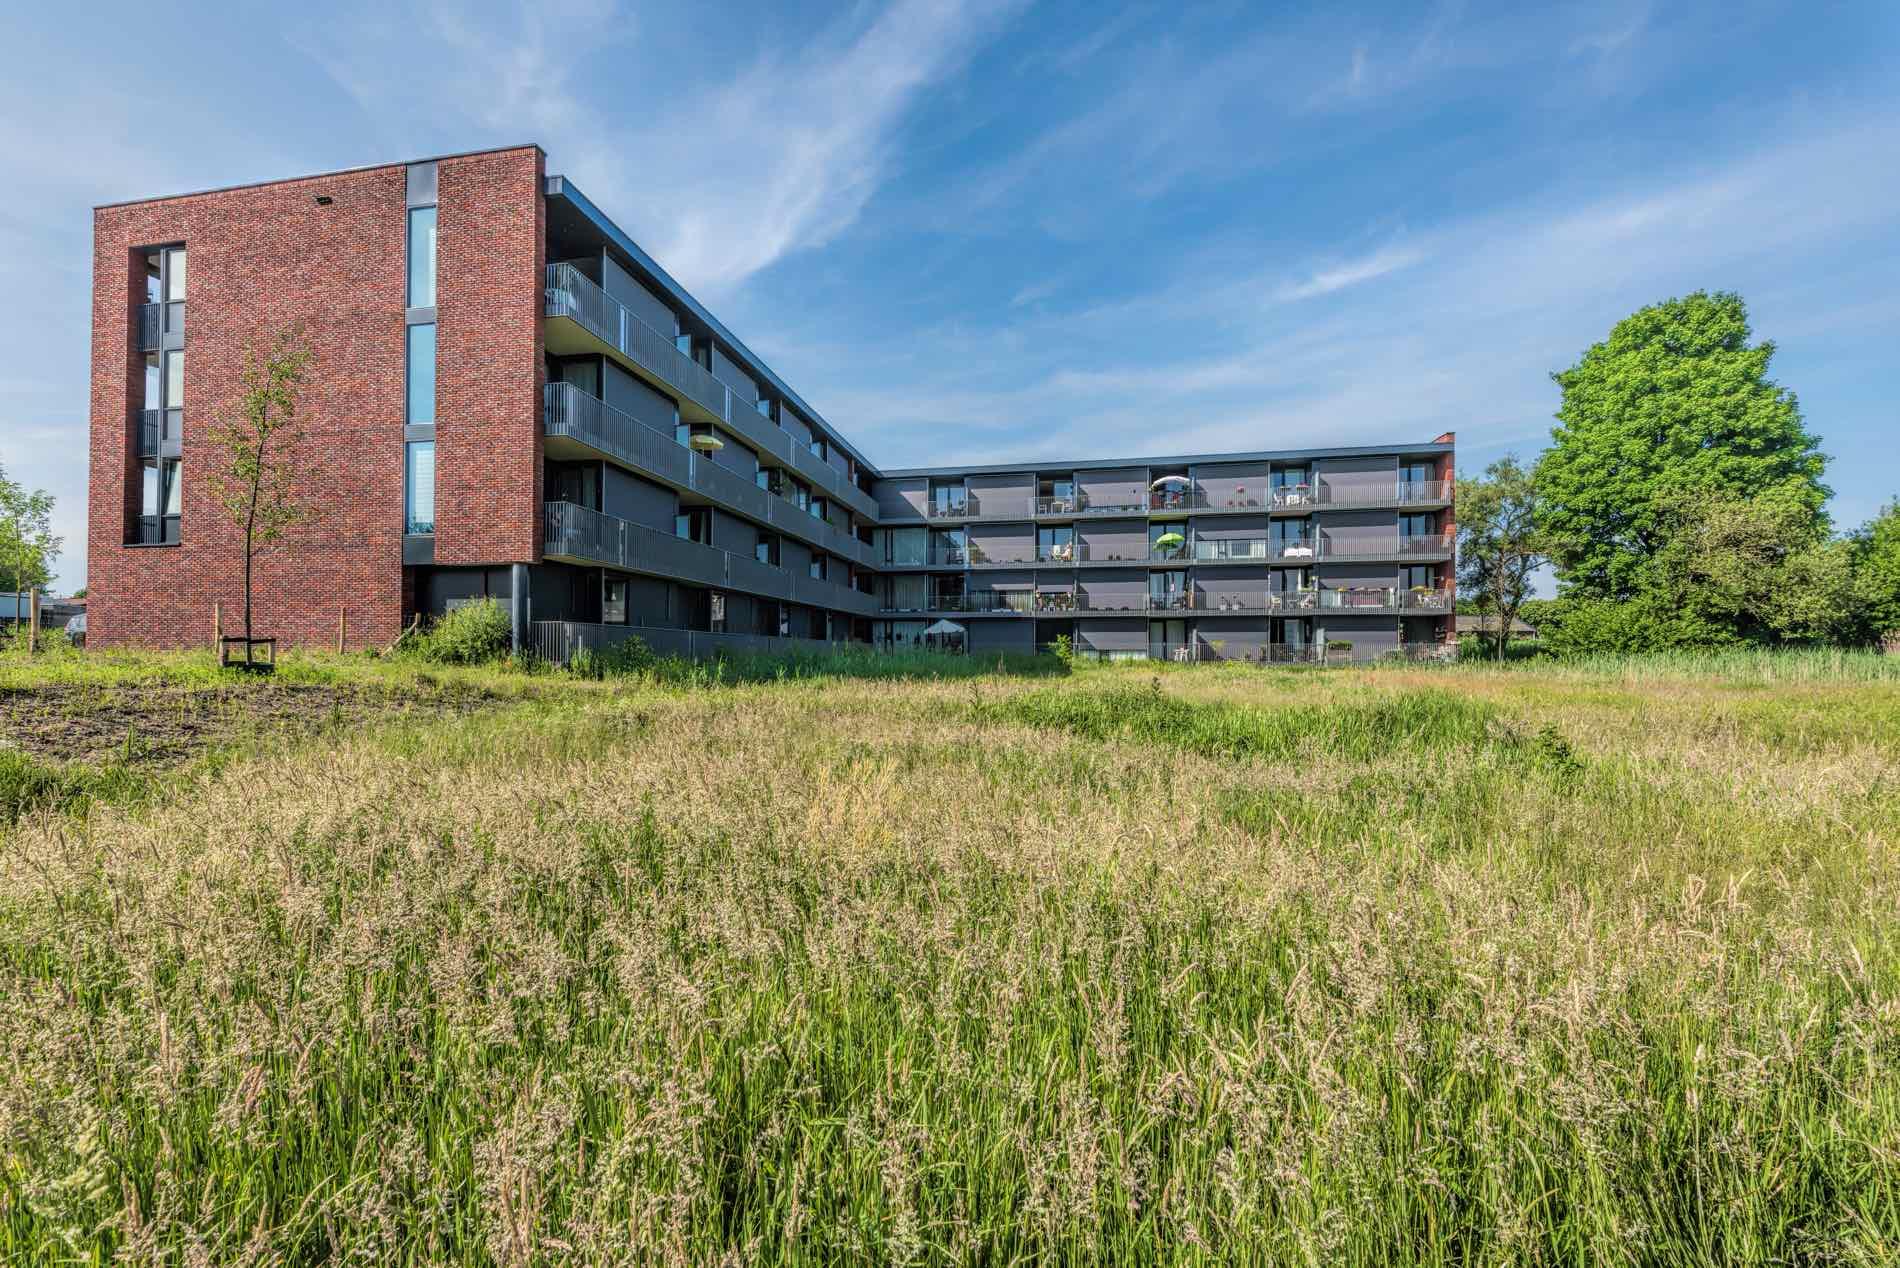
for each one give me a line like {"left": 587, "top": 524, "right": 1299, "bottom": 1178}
{"left": 1077, "top": 520, "right": 1146, "bottom": 562}
{"left": 970, "top": 523, "right": 1033, "bottom": 559}
{"left": 602, "top": 360, "right": 677, "bottom": 435}
{"left": 1317, "top": 618, "right": 1401, "bottom": 654}
{"left": 1076, "top": 467, "right": 1146, "bottom": 509}
{"left": 602, "top": 253, "right": 678, "bottom": 340}
{"left": 711, "top": 347, "right": 757, "bottom": 402}
{"left": 877, "top": 476, "right": 927, "bottom": 521}
{"left": 602, "top": 465, "right": 677, "bottom": 533}
{"left": 1194, "top": 568, "right": 1269, "bottom": 604}
{"left": 1315, "top": 509, "right": 1394, "bottom": 553}
{"left": 878, "top": 442, "right": 1452, "bottom": 482}
{"left": 1315, "top": 454, "right": 1397, "bottom": 500}
{"left": 1077, "top": 618, "right": 1147, "bottom": 651}
{"left": 1078, "top": 570, "right": 1146, "bottom": 608}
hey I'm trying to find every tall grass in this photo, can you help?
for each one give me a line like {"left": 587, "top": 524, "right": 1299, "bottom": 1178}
{"left": 1, "top": 663, "right": 1896, "bottom": 1262}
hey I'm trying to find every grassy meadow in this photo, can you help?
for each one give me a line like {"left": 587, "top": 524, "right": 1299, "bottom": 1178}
{"left": 1, "top": 646, "right": 1897, "bottom": 1263}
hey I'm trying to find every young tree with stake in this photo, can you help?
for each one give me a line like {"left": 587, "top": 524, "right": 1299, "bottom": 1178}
{"left": 204, "top": 326, "right": 313, "bottom": 663}
{"left": 1456, "top": 456, "right": 1546, "bottom": 661}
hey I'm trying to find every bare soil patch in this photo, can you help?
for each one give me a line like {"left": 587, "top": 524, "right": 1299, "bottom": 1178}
{"left": 0, "top": 681, "right": 501, "bottom": 766}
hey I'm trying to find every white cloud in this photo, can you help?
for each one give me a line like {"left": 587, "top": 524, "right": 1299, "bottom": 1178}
{"left": 299, "top": 0, "right": 1026, "bottom": 296}
{"left": 1273, "top": 245, "right": 1426, "bottom": 302}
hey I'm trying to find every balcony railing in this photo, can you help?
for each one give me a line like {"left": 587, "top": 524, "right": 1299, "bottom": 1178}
{"left": 543, "top": 501, "right": 872, "bottom": 616}
{"left": 1195, "top": 538, "right": 1274, "bottom": 562}
{"left": 544, "top": 380, "right": 692, "bottom": 485}
{"left": 545, "top": 382, "right": 875, "bottom": 566}
{"left": 1268, "top": 480, "right": 1452, "bottom": 509}
{"left": 546, "top": 263, "right": 878, "bottom": 522}
{"left": 135, "top": 408, "right": 182, "bottom": 457}
{"left": 137, "top": 303, "right": 162, "bottom": 351}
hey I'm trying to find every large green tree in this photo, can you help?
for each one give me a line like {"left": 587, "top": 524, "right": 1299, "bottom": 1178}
{"left": 1848, "top": 500, "right": 1900, "bottom": 647}
{"left": 1535, "top": 291, "right": 1829, "bottom": 601}
{"left": 0, "top": 461, "right": 61, "bottom": 593}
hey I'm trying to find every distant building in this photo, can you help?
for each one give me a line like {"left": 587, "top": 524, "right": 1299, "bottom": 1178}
{"left": 89, "top": 146, "right": 1455, "bottom": 663}
{"left": 1454, "top": 614, "right": 1539, "bottom": 639}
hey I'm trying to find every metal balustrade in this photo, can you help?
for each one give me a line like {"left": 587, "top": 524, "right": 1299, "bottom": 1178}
{"left": 544, "top": 501, "right": 875, "bottom": 617}
{"left": 545, "top": 263, "right": 878, "bottom": 521}
{"left": 544, "top": 381, "right": 692, "bottom": 485}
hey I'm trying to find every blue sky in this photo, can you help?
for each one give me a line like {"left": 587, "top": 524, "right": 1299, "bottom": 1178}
{"left": 3, "top": 0, "right": 1897, "bottom": 593}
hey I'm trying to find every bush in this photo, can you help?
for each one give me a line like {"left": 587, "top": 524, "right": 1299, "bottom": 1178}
{"left": 411, "top": 599, "right": 512, "bottom": 665}
{"left": 568, "top": 635, "right": 655, "bottom": 680}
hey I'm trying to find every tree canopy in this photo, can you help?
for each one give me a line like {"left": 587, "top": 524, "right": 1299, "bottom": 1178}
{"left": 1535, "top": 291, "right": 1829, "bottom": 602}
{"left": 1455, "top": 456, "right": 1545, "bottom": 660}
{"left": 0, "top": 462, "right": 61, "bottom": 593}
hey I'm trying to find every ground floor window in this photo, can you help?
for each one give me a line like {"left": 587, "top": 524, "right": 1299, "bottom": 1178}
{"left": 603, "top": 577, "right": 627, "bottom": 624}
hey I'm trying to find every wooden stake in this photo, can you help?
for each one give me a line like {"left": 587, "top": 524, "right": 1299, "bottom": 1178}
{"left": 27, "top": 588, "right": 38, "bottom": 654}
{"left": 213, "top": 602, "right": 222, "bottom": 662}
{"left": 337, "top": 605, "right": 346, "bottom": 654}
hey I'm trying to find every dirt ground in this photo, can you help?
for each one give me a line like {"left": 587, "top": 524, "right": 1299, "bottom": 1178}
{"left": 0, "top": 682, "right": 502, "bottom": 766}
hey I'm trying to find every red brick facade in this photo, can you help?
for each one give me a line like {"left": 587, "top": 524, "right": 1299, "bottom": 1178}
{"left": 87, "top": 146, "right": 544, "bottom": 650}
{"left": 437, "top": 149, "right": 545, "bottom": 566}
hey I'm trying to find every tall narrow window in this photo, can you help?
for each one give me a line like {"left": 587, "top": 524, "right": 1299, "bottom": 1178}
{"left": 407, "top": 207, "right": 437, "bottom": 307}
{"left": 163, "top": 460, "right": 182, "bottom": 518}
{"left": 405, "top": 442, "right": 435, "bottom": 535}
{"left": 406, "top": 323, "right": 436, "bottom": 424}
{"left": 164, "top": 247, "right": 186, "bottom": 302}
{"left": 603, "top": 578, "right": 628, "bottom": 624}
{"left": 164, "top": 350, "right": 184, "bottom": 408}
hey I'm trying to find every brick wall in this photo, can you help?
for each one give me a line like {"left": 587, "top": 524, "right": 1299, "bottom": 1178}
{"left": 88, "top": 145, "right": 543, "bottom": 649}
{"left": 436, "top": 148, "right": 545, "bottom": 565}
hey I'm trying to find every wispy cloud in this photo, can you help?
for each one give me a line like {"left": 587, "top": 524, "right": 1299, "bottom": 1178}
{"left": 298, "top": 0, "right": 1027, "bottom": 294}
{"left": 1273, "top": 245, "right": 1426, "bottom": 302}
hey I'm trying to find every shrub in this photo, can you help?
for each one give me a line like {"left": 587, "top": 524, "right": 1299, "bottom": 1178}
{"left": 411, "top": 599, "right": 511, "bottom": 665}
{"left": 568, "top": 635, "right": 655, "bottom": 680}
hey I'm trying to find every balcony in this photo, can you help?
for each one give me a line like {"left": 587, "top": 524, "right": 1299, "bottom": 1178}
{"left": 544, "top": 263, "right": 879, "bottom": 521}
{"left": 530, "top": 620, "right": 861, "bottom": 666}
{"left": 545, "top": 383, "right": 875, "bottom": 567}
{"left": 543, "top": 501, "right": 872, "bottom": 616}
{"left": 135, "top": 408, "right": 183, "bottom": 458}
{"left": 1196, "top": 538, "right": 1274, "bottom": 562}
{"left": 1269, "top": 480, "right": 1452, "bottom": 510}
{"left": 544, "top": 381, "right": 691, "bottom": 485}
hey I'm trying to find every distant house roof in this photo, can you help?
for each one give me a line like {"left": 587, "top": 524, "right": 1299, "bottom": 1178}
{"left": 1454, "top": 614, "right": 1539, "bottom": 636}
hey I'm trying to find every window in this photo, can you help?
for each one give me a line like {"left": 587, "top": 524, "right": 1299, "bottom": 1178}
{"left": 406, "top": 323, "right": 436, "bottom": 423}
{"left": 676, "top": 508, "right": 711, "bottom": 544}
{"left": 1038, "top": 525, "right": 1074, "bottom": 561}
{"left": 143, "top": 354, "right": 161, "bottom": 410}
{"left": 756, "top": 533, "right": 779, "bottom": 566}
{"left": 138, "top": 459, "right": 181, "bottom": 544}
{"left": 144, "top": 253, "right": 162, "bottom": 304}
{"left": 407, "top": 207, "right": 437, "bottom": 307}
{"left": 1403, "top": 565, "right": 1436, "bottom": 590}
{"left": 603, "top": 578, "right": 628, "bottom": 624}
{"left": 791, "top": 479, "right": 810, "bottom": 512}
{"left": 809, "top": 434, "right": 826, "bottom": 461}
{"left": 1401, "top": 461, "right": 1432, "bottom": 485}
{"left": 1400, "top": 512, "right": 1436, "bottom": 538}
{"left": 810, "top": 496, "right": 827, "bottom": 523}
{"left": 757, "top": 396, "right": 774, "bottom": 419}
{"left": 709, "top": 591, "right": 726, "bottom": 632}
{"left": 930, "top": 480, "right": 966, "bottom": 515}
{"left": 164, "top": 247, "right": 186, "bottom": 302}
{"left": 405, "top": 442, "right": 435, "bottom": 534}
{"left": 164, "top": 350, "right": 184, "bottom": 408}
{"left": 809, "top": 554, "right": 825, "bottom": 581}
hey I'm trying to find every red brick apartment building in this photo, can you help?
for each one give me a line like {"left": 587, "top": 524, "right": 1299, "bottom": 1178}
{"left": 89, "top": 146, "right": 1454, "bottom": 663}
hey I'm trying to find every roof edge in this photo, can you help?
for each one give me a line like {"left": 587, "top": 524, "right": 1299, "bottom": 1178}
{"left": 93, "top": 143, "right": 545, "bottom": 211}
